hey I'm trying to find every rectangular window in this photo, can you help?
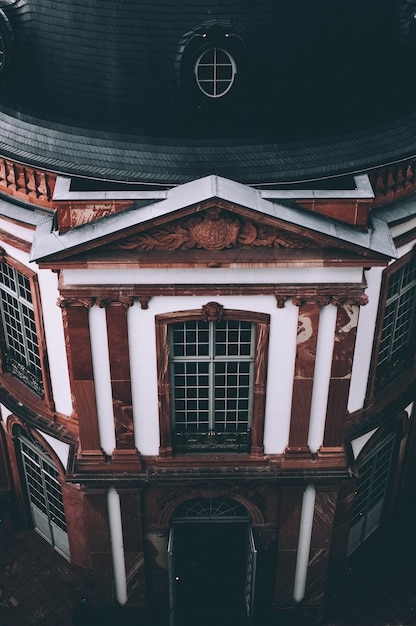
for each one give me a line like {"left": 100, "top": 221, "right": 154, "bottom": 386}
{"left": 170, "top": 320, "right": 255, "bottom": 453}
{"left": 376, "top": 254, "right": 416, "bottom": 389}
{"left": 0, "top": 261, "right": 44, "bottom": 397}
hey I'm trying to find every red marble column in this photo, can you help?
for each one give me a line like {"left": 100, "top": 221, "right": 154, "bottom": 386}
{"left": 287, "top": 301, "right": 320, "bottom": 457}
{"left": 61, "top": 482, "right": 91, "bottom": 569}
{"left": 304, "top": 487, "right": 338, "bottom": 606}
{"left": 322, "top": 301, "right": 360, "bottom": 453}
{"left": 119, "top": 490, "right": 149, "bottom": 611}
{"left": 59, "top": 299, "right": 102, "bottom": 461}
{"left": 84, "top": 490, "right": 115, "bottom": 606}
{"left": 273, "top": 487, "right": 304, "bottom": 607}
{"left": 100, "top": 299, "right": 140, "bottom": 464}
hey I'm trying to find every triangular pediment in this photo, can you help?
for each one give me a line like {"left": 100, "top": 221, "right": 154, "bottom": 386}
{"left": 31, "top": 175, "right": 396, "bottom": 267}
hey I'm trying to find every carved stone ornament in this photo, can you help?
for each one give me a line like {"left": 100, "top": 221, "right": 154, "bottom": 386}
{"left": 201, "top": 301, "right": 224, "bottom": 322}
{"left": 95, "top": 296, "right": 134, "bottom": 309}
{"left": 112, "top": 207, "right": 318, "bottom": 252}
{"left": 331, "top": 294, "right": 369, "bottom": 307}
{"left": 291, "top": 294, "right": 368, "bottom": 307}
{"left": 57, "top": 296, "right": 95, "bottom": 308}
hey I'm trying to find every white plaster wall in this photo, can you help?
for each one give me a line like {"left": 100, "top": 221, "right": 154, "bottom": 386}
{"left": 347, "top": 267, "right": 384, "bottom": 413}
{"left": 37, "top": 269, "right": 73, "bottom": 416}
{"left": 63, "top": 266, "right": 364, "bottom": 286}
{"left": 37, "top": 429, "right": 70, "bottom": 469}
{"left": 0, "top": 217, "right": 35, "bottom": 243}
{"left": 396, "top": 240, "right": 416, "bottom": 259}
{"left": 0, "top": 242, "right": 31, "bottom": 267}
{"left": 351, "top": 428, "right": 378, "bottom": 459}
{"left": 0, "top": 402, "right": 12, "bottom": 421}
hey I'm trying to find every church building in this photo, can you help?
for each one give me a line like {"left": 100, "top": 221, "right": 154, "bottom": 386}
{"left": 0, "top": 1, "right": 415, "bottom": 624}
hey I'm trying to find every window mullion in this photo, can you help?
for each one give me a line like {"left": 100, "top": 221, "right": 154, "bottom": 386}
{"left": 209, "top": 322, "right": 215, "bottom": 431}
{"left": 17, "top": 296, "right": 30, "bottom": 370}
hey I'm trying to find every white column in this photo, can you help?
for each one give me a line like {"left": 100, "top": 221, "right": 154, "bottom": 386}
{"left": 308, "top": 304, "right": 337, "bottom": 453}
{"left": 37, "top": 269, "right": 73, "bottom": 416}
{"left": 264, "top": 300, "right": 298, "bottom": 454}
{"left": 89, "top": 306, "right": 116, "bottom": 456}
{"left": 128, "top": 301, "right": 160, "bottom": 456}
{"left": 293, "top": 484, "right": 316, "bottom": 603}
{"left": 107, "top": 488, "right": 128, "bottom": 606}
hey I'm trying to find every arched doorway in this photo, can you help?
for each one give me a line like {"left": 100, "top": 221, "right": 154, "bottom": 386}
{"left": 168, "top": 497, "right": 257, "bottom": 626}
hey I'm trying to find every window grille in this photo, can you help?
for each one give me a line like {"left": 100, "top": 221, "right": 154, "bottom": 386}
{"left": 16, "top": 428, "right": 70, "bottom": 558}
{"left": 194, "top": 47, "right": 237, "bottom": 98}
{"left": 0, "top": 261, "right": 44, "bottom": 396}
{"left": 170, "top": 319, "right": 254, "bottom": 452}
{"left": 174, "top": 497, "right": 248, "bottom": 520}
{"left": 376, "top": 254, "right": 416, "bottom": 389}
{"left": 348, "top": 431, "right": 396, "bottom": 554}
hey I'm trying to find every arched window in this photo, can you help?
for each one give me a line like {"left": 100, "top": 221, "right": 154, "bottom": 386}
{"left": 15, "top": 426, "right": 70, "bottom": 559}
{"left": 156, "top": 305, "right": 269, "bottom": 456}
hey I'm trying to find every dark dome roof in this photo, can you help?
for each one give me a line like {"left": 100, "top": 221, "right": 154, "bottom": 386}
{"left": 0, "top": 0, "right": 415, "bottom": 184}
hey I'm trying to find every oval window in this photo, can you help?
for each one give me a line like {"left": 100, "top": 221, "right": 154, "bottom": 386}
{"left": 194, "top": 47, "right": 237, "bottom": 98}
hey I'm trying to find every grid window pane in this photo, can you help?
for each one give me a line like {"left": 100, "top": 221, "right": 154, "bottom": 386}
{"left": 351, "top": 434, "right": 395, "bottom": 528}
{"left": 20, "top": 436, "right": 67, "bottom": 536}
{"left": 376, "top": 255, "right": 416, "bottom": 388}
{"left": 0, "top": 262, "right": 43, "bottom": 395}
{"left": 195, "top": 47, "right": 236, "bottom": 98}
{"left": 170, "top": 319, "right": 254, "bottom": 451}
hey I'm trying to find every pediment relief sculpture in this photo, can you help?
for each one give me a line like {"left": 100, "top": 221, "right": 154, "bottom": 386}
{"left": 112, "top": 207, "right": 318, "bottom": 252}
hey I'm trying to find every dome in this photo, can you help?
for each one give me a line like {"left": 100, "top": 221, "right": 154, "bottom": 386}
{"left": 0, "top": 0, "right": 415, "bottom": 183}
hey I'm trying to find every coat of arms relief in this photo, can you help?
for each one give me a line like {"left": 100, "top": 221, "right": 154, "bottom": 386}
{"left": 112, "top": 207, "right": 318, "bottom": 252}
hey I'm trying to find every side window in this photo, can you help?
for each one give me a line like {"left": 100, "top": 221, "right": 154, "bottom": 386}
{"left": 156, "top": 305, "right": 269, "bottom": 456}
{"left": 0, "top": 257, "right": 49, "bottom": 401}
{"left": 375, "top": 252, "right": 416, "bottom": 391}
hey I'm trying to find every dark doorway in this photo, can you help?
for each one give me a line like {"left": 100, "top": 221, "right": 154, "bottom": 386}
{"left": 170, "top": 521, "right": 249, "bottom": 626}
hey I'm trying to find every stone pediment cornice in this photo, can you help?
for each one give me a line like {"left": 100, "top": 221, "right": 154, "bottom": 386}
{"left": 108, "top": 205, "right": 319, "bottom": 253}
{"left": 31, "top": 176, "right": 397, "bottom": 266}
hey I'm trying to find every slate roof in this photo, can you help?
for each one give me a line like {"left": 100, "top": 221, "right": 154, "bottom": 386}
{"left": 1, "top": 104, "right": 416, "bottom": 185}
{"left": 0, "top": 0, "right": 414, "bottom": 185}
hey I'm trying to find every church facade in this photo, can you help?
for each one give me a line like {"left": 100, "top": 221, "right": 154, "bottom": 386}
{"left": 0, "top": 1, "right": 415, "bottom": 624}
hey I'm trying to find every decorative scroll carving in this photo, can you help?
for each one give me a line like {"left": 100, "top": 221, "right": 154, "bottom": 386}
{"left": 291, "top": 293, "right": 368, "bottom": 307}
{"left": 96, "top": 296, "right": 135, "bottom": 309}
{"left": 113, "top": 399, "right": 135, "bottom": 450}
{"left": 201, "top": 301, "right": 224, "bottom": 322}
{"left": 331, "top": 294, "right": 369, "bottom": 307}
{"left": 275, "top": 295, "right": 288, "bottom": 308}
{"left": 293, "top": 295, "right": 332, "bottom": 307}
{"left": 58, "top": 296, "right": 139, "bottom": 309}
{"left": 137, "top": 296, "right": 150, "bottom": 310}
{"left": 112, "top": 207, "right": 318, "bottom": 252}
{"left": 57, "top": 296, "right": 95, "bottom": 309}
